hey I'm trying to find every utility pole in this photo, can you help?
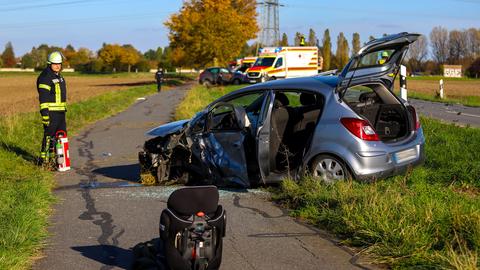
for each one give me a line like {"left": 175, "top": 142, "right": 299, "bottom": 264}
{"left": 258, "top": 0, "right": 283, "bottom": 47}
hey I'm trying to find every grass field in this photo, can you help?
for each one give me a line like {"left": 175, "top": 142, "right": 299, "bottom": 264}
{"left": 395, "top": 76, "right": 480, "bottom": 107}
{"left": 0, "top": 74, "right": 190, "bottom": 269}
{"left": 175, "top": 84, "right": 480, "bottom": 269}
{"left": 0, "top": 72, "right": 192, "bottom": 116}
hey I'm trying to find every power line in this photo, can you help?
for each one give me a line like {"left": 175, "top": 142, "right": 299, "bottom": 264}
{"left": 0, "top": 12, "right": 173, "bottom": 30}
{"left": 0, "top": 0, "right": 105, "bottom": 12}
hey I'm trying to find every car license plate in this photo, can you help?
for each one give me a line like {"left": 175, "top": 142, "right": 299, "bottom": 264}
{"left": 249, "top": 80, "right": 257, "bottom": 84}
{"left": 393, "top": 148, "right": 417, "bottom": 164}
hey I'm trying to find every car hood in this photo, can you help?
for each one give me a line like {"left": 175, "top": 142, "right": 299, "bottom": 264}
{"left": 146, "top": 119, "right": 190, "bottom": 137}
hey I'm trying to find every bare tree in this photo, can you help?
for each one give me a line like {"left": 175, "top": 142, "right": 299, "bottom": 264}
{"left": 448, "top": 30, "right": 468, "bottom": 64}
{"left": 466, "top": 28, "right": 480, "bottom": 59}
{"left": 430, "top": 26, "right": 449, "bottom": 64}
{"left": 407, "top": 35, "right": 428, "bottom": 72}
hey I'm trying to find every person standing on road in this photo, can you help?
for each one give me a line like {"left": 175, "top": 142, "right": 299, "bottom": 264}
{"left": 37, "top": 51, "right": 67, "bottom": 164}
{"left": 155, "top": 68, "right": 164, "bottom": 92}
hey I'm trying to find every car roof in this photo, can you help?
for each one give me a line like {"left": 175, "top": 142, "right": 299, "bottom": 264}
{"left": 213, "top": 76, "right": 338, "bottom": 105}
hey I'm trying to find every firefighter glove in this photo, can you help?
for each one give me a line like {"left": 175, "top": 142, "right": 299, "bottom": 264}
{"left": 42, "top": 115, "right": 50, "bottom": 126}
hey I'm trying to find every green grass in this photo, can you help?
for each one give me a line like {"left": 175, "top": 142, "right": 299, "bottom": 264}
{"left": 174, "top": 85, "right": 480, "bottom": 269}
{"left": 175, "top": 84, "right": 243, "bottom": 120}
{"left": 0, "top": 83, "right": 162, "bottom": 269}
{"left": 274, "top": 117, "right": 480, "bottom": 269}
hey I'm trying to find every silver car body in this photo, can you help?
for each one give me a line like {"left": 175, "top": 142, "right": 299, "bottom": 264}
{"left": 139, "top": 33, "right": 425, "bottom": 187}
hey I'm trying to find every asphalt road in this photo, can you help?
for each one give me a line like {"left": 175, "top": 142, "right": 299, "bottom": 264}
{"left": 409, "top": 99, "right": 480, "bottom": 128}
{"left": 34, "top": 84, "right": 371, "bottom": 270}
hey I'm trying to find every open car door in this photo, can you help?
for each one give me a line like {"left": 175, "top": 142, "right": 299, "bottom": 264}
{"left": 336, "top": 32, "right": 420, "bottom": 95}
{"left": 203, "top": 103, "right": 250, "bottom": 187}
{"left": 256, "top": 90, "right": 274, "bottom": 183}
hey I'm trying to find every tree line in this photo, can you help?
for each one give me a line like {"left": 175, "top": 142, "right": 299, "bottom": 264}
{"left": 1, "top": 0, "right": 479, "bottom": 78}
{"left": 272, "top": 27, "right": 480, "bottom": 77}
{"left": 0, "top": 42, "right": 178, "bottom": 73}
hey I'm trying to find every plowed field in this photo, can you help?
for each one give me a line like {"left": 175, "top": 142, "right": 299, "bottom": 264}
{"left": 406, "top": 79, "right": 480, "bottom": 98}
{"left": 0, "top": 73, "right": 155, "bottom": 115}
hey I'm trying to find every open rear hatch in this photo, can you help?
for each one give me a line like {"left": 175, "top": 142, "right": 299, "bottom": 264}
{"left": 336, "top": 32, "right": 420, "bottom": 142}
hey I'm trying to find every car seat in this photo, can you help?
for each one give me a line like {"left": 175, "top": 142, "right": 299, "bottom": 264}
{"left": 270, "top": 93, "right": 293, "bottom": 172}
{"left": 159, "top": 186, "right": 226, "bottom": 270}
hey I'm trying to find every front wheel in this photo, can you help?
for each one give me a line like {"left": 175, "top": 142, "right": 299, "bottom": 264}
{"left": 310, "top": 155, "right": 350, "bottom": 184}
{"left": 260, "top": 74, "right": 268, "bottom": 83}
{"left": 202, "top": 80, "right": 212, "bottom": 88}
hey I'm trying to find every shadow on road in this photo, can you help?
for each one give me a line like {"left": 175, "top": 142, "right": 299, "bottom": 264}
{"left": 72, "top": 245, "right": 132, "bottom": 269}
{"left": 93, "top": 163, "right": 140, "bottom": 182}
{"left": 72, "top": 239, "right": 169, "bottom": 270}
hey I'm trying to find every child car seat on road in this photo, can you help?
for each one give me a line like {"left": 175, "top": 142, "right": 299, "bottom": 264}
{"left": 159, "top": 186, "right": 226, "bottom": 270}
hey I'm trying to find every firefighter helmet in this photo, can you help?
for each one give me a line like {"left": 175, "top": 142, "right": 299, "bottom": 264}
{"left": 47, "top": 51, "right": 64, "bottom": 64}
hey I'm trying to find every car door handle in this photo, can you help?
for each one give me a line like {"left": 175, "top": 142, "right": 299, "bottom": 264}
{"left": 233, "top": 142, "right": 241, "bottom": 147}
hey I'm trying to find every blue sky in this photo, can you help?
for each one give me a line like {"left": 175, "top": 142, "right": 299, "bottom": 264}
{"left": 1, "top": 0, "right": 478, "bottom": 56}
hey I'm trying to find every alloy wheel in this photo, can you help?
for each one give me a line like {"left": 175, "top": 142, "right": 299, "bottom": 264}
{"left": 312, "top": 156, "right": 347, "bottom": 184}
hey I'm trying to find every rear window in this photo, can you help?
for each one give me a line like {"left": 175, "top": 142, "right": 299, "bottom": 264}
{"left": 358, "top": 49, "right": 395, "bottom": 68}
{"left": 343, "top": 85, "right": 375, "bottom": 104}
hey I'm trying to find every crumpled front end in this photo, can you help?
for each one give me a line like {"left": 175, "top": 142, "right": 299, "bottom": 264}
{"left": 139, "top": 113, "right": 253, "bottom": 188}
{"left": 139, "top": 122, "right": 191, "bottom": 185}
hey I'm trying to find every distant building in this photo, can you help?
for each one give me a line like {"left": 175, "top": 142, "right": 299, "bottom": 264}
{"left": 443, "top": 65, "right": 462, "bottom": 78}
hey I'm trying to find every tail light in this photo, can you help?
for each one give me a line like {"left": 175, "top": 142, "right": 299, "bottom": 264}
{"left": 341, "top": 118, "right": 379, "bottom": 141}
{"left": 407, "top": 106, "right": 421, "bottom": 130}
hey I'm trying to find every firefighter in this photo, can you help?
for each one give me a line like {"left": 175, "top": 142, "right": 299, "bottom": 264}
{"left": 155, "top": 67, "right": 164, "bottom": 92}
{"left": 300, "top": 35, "right": 306, "bottom": 46}
{"left": 37, "top": 51, "right": 67, "bottom": 164}
{"left": 378, "top": 51, "right": 389, "bottom": 64}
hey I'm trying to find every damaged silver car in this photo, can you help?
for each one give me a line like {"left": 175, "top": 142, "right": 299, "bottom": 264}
{"left": 139, "top": 32, "right": 425, "bottom": 188}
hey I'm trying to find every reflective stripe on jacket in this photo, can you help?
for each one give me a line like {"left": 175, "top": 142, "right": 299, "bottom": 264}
{"left": 37, "top": 67, "right": 67, "bottom": 113}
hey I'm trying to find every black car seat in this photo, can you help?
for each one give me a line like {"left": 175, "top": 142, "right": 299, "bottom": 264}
{"left": 298, "top": 92, "right": 319, "bottom": 130}
{"left": 357, "top": 91, "right": 381, "bottom": 126}
{"left": 290, "top": 93, "right": 321, "bottom": 166}
{"left": 270, "top": 92, "right": 292, "bottom": 172}
{"left": 159, "top": 186, "right": 226, "bottom": 270}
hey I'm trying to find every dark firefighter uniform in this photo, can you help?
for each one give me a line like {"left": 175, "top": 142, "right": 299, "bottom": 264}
{"left": 37, "top": 66, "right": 67, "bottom": 161}
{"left": 155, "top": 69, "right": 164, "bottom": 92}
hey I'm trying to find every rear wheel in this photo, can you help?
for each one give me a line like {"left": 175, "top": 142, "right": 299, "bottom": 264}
{"left": 232, "top": 78, "right": 241, "bottom": 85}
{"left": 310, "top": 155, "right": 350, "bottom": 184}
